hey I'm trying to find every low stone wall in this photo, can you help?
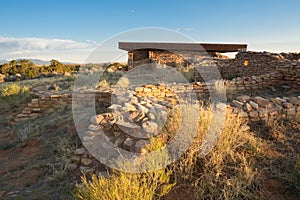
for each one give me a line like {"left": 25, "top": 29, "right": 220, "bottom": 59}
{"left": 128, "top": 66, "right": 298, "bottom": 100}
{"left": 231, "top": 95, "right": 300, "bottom": 122}
{"left": 67, "top": 94, "right": 300, "bottom": 173}
{"left": 14, "top": 87, "right": 112, "bottom": 123}
{"left": 193, "top": 51, "right": 300, "bottom": 81}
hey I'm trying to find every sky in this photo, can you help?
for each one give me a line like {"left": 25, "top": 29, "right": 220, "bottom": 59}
{"left": 0, "top": 0, "right": 299, "bottom": 63}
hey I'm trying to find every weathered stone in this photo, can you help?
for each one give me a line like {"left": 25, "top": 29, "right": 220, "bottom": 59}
{"left": 254, "top": 96, "right": 269, "bottom": 108}
{"left": 134, "top": 139, "right": 149, "bottom": 154}
{"left": 107, "top": 104, "right": 122, "bottom": 112}
{"left": 80, "top": 166, "right": 94, "bottom": 173}
{"left": 123, "top": 103, "right": 136, "bottom": 112}
{"left": 130, "top": 110, "right": 143, "bottom": 121}
{"left": 114, "top": 137, "right": 124, "bottom": 147}
{"left": 249, "top": 101, "right": 259, "bottom": 110}
{"left": 115, "top": 121, "right": 140, "bottom": 136}
{"left": 236, "top": 95, "right": 250, "bottom": 103}
{"left": 286, "top": 108, "right": 296, "bottom": 116}
{"left": 232, "top": 100, "right": 244, "bottom": 108}
{"left": 81, "top": 158, "right": 92, "bottom": 166}
{"left": 143, "top": 88, "right": 151, "bottom": 93}
{"left": 70, "top": 155, "right": 81, "bottom": 163}
{"left": 67, "top": 163, "right": 78, "bottom": 171}
{"left": 83, "top": 136, "right": 94, "bottom": 142}
{"left": 258, "top": 109, "right": 267, "bottom": 118}
{"left": 135, "top": 87, "right": 144, "bottom": 92}
{"left": 245, "top": 103, "right": 252, "bottom": 111}
{"left": 90, "top": 115, "right": 104, "bottom": 125}
{"left": 147, "top": 113, "right": 156, "bottom": 120}
{"left": 142, "top": 121, "right": 159, "bottom": 135}
{"left": 88, "top": 124, "right": 101, "bottom": 131}
{"left": 75, "top": 148, "right": 86, "bottom": 155}
{"left": 17, "top": 113, "right": 29, "bottom": 118}
{"left": 123, "top": 137, "right": 135, "bottom": 149}
{"left": 289, "top": 97, "right": 300, "bottom": 106}
{"left": 238, "top": 111, "right": 248, "bottom": 118}
{"left": 249, "top": 111, "right": 258, "bottom": 118}
{"left": 283, "top": 102, "right": 293, "bottom": 109}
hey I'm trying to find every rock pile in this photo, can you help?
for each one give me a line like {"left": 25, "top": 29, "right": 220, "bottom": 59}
{"left": 68, "top": 89, "right": 174, "bottom": 171}
{"left": 83, "top": 90, "right": 170, "bottom": 153}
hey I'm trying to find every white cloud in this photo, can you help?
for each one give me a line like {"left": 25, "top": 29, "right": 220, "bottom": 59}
{"left": 175, "top": 28, "right": 193, "bottom": 31}
{"left": 0, "top": 36, "right": 96, "bottom": 51}
{"left": 0, "top": 36, "right": 98, "bottom": 62}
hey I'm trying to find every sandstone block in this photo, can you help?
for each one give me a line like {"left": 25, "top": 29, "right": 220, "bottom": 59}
{"left": 232, "top": 100, "right": 244, "bottom": 108}
{"left": 283, "top": 102, "right": 293, "bottom": 109}
{"left": 236, "top": 95, "right": 251, "bottom": 103}
{"left": 123, "top": 137, "right": 135, "bottom": 150}
{"left": 249, "top": 111, "right": 258, "bottom": 118}
{"left": 80, "top": 166, "right": 94, "bottom": 173}
{"left": 249, "top": 101, "right": 259, "bottom": 110}
{"left": 67, "top": 163, "right": 78, "bottom": 171}
{"left": 70, "top": 155, "right": 81, "bottom": 163}
{"left": 81, "top": 158, "right": 92, "bottom": 166}
{"left": 115, "top": 121, "right": 140, "bottom": 136}
{"left": 75, "top": 148, "right": 86, "bottom": 155}
{"left": 254, "top": 96, "right": 269, "bottom": 108}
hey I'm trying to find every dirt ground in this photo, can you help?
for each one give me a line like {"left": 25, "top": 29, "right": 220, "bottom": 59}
{"left": 0, "top": 81, "right": 299, "bottom": 199}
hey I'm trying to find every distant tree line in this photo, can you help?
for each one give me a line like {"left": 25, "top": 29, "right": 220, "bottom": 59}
{"left": 0, "top": 59, "right": 80, "bottom": 78}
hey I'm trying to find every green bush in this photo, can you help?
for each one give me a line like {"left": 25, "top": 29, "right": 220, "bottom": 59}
{"left": 0, "top": 83, "right": 31, "bottom": 109}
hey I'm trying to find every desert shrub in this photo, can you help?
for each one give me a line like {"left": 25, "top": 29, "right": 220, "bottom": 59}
{"left": 0, "top": 83, "right": 31, "bottom": 109}
{"left": 74, "top": 138, "right": 175, "bottom": 200}
{"left": 169, "top": 105, "right": 260, "bottom": 199}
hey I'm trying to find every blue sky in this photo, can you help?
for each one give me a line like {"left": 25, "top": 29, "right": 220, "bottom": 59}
{"left": 0, "top": 0, "right": 299, "bottom": 62}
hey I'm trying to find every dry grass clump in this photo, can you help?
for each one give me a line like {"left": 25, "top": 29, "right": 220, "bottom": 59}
{"left": 74, "top": 104, "right": 262, "bottom": 200}
{"left": 74, "top": 138, "right": 175, "bottom": 200}
{"left": 169, "top": 105, "right": 262, "bottom": 199}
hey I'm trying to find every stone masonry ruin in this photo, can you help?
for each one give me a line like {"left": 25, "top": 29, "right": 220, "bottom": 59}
{"left": 13, "top": 42, "right": 300, "bottom": 174}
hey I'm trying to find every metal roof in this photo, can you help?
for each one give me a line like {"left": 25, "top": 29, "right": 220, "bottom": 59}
{"left": 119, "top": 42, "right": 247, "bottom": 53}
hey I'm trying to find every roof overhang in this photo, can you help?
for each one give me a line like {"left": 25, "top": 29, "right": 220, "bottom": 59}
{"left": 119, "top": 42, "right": 247, "bottom": 53}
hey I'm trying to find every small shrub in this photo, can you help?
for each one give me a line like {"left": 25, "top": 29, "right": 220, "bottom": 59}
{"left": 0, "top": 83, "right": 31, "bottom": 109}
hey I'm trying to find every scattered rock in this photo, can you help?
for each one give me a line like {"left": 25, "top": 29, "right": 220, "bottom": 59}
{"left": 70, "top": 155, "right": 81, "bottom": 163}
{"left": 249, "top": 111, "right": 258, "bottom": 118}
{"left": 90, "top": 115, "right": 104, "bottom": 125}
{"left": 238, "top": 111, "right": 248, "bottom": 118}
{"left": 123, "top": 103, "right": 137, "bottom": 112}
{"left": 232, "top": 100, "right": 244, "bottom": 108}
{"left": 142, "top": 121, "right": 159, "bottom": 135}
{"left": 81, "top": 158, "right": 92, "bottom": 166}
{"left": 67, "top": 163, "right": 78, "bottom": 171}
{"left": 123, "top": 137, "right": 135, "bottom": 149}
{"left": 249, "top": 101, "right": 259, "bottom": 110}
{"left": 283, "top": 102, "right": 293, "bottom": 109}
{"left": 134, "top": 140, "right": 149, "bottom": 154}
{"left": 75, "top": 148, "right": 86, "bottom": 155}
{"left": 80, "top": 166, "right": 94, "bottom": 173}
{"left": 88, "top": 124, "right": 101, "bottom": 131}
{"left": 254, "top": 96, "right": 270, "bottom": 108}
{"left": 236, "top": 95, "right": 250, "bottom": 103}
{"left": 115, "top": 121, "right": 140, "bottom": 136}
